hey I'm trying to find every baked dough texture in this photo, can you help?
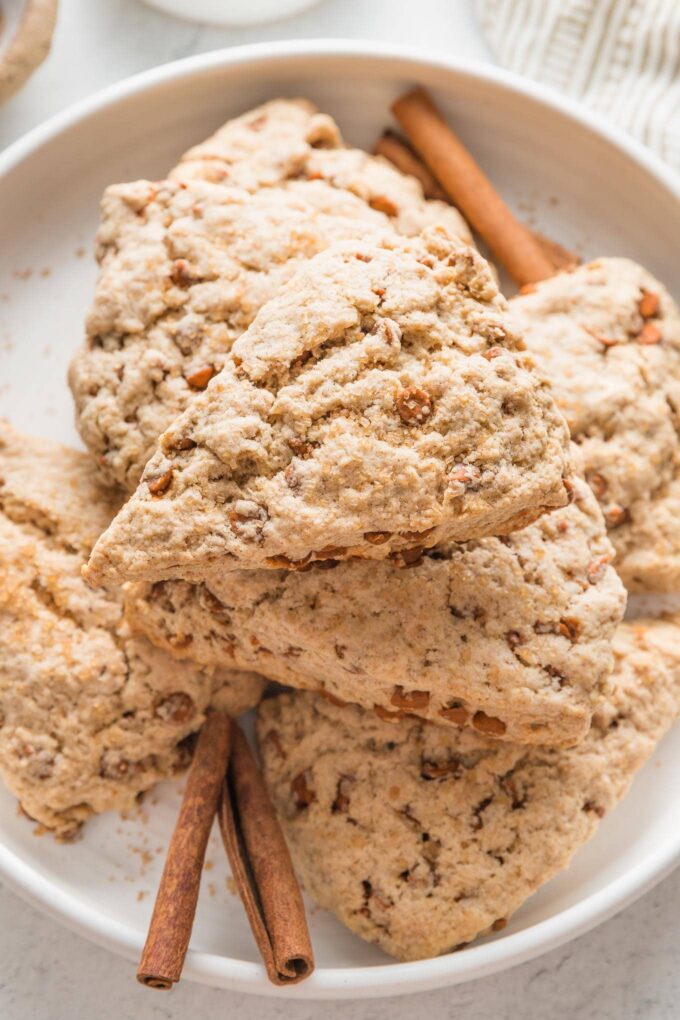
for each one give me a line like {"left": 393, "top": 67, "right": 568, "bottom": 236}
{"left": 84, "top": 230, "right": 571, "bottom": 586}
{"left": 0, "top": 422, "right": 265, "bottom": 839}
{"left": 69, "top": 180, "right": 397, "bottom": 492}
{"left": 69, "top": 98, "right": 470, "bottom": 492}
{"left": 126, "top": 468, "right": 626, "bottom": 748}
{"left": 257, "top": 615, "right": 680, "bottom": 961}
{"left": 167, "top": 97, "right": 471, "bottom": 242}
{"left": 512, "top": 257, "right": 680, "bottom": 592}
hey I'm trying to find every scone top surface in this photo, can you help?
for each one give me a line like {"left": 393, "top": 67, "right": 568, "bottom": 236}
{"left": 85, "top": 228, "right": 571, "bottom": 586}
{"left": 258, "top": 616, "right": 680, "bottom": 961}
{"left": 168, "top": 97, "right": 342, "bottom": 189}
{"left": 512, "top": 257, "right": 680, "bottom": 591}
{"left": 68, "top": 176, "right": 400, "bottom": 492}
{"left": 167, "top": 96, "right": 472, "bottom": 243}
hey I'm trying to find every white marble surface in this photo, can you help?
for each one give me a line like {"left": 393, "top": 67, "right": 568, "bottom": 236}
{"left": 1, "top": 871, "right": 680, "bottom": 1019}
{"left": 0, "top": 1, "right": 678, "bottom": 1016}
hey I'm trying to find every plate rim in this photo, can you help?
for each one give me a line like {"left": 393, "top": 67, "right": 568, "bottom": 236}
{"left": 1, "top": 38, "right": 679, "bottom": 999}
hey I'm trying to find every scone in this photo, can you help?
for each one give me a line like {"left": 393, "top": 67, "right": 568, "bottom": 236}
{"left": 84, "top": 230, "right": 571, "bottom": 586}
{"left": 257, "top": 616, "right": 680, "bottom": 961}
{"left": 126, "top": 469, "right": 626, "bottom": 747}
{"left": 168, "top": 97, "right": 471, "bottom": 241}
{"left": 70, "top": 98, "right": 471, "bottom": 492}
{"left": 512, "top": 258, "right": 680, "bottom": 591}
{"left": 0, "top": 422, "right": 265, "bottom": 839}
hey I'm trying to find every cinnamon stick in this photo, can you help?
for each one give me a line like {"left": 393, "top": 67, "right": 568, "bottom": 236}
{"left": 374, "top": 129, "right": 448, "bottom": 202}
{"left": 219, "top": 723, "right": 314, "bottom": 986}
{"left": 392, "top": 87, "right": 555, "bottom": 287}
{"left": 531, "top": 230, "right": 580, "bottom": 274}
{"left": 137, "top": 710, "right": 232, "bottom": 990}
{"left": 375, "top": 127, "right": 578, "bottom": 277}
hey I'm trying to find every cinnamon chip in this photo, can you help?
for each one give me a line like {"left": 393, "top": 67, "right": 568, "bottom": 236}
{"left": 170, "top": 259, "right": 194, "bottom": 286}
{"left": 399, "top": 547, "right": 424, "bottom": 567}
{"left": 558, "top": 618, "right": 581, "bottom": 641}
{"left": 472, "top": 711, "right": 507, "bottom": 736}
{"left": 147, "top": 468, "right": 173, "bottom": 496}
{"left": 369, "top": 195, "right": 399, "bottom": 217}
{"left": 438, "top": 704, "right": 470, "bottom": 726}
{"left": 185, "top": 365, "right": 216, "bottom": 390}
{"left": 364, "top": 531, "right": 391, "bottom": 545}
{"left": 291, "top": 770, "right": 316, "bottom": 810}
{"left": 604, "top": 504, "right": 629, "bottom": 528}
{"left": 637, "top": 322, "right": 662, "bottom": 345}
{"left": 155, "top": 692, "right": 195, "bottom": 724}
{"left": 266, "top": 554, "right": 310, "bottom": 569}
{"left": 315, "top": 545, "right": 348, "bottom": 560}
{"left": 586, "top": 556, "right": 609, "bottom": 585}
{"left": 400, "top": 527, "right": 436, "bottom": 542}
{"left": 638, "top": 290, "right": 660, "bottom": 319}
{"left": 391, "top": 687, "right": 430, "bottom": 710}
{"left": 166, "top": 435, "right": 196, "bottom": 451}
{"left": 483, "top": 346, "right": 504, "bottom": 360}
{"left": 374, "top": 705, "right": 407, "bottom": 723}
{"left": 395, "top": 386, "right": 433, "bottom": 425}
{"left": 420, "top": 759, "right": 458, "bottom": 780}
{"left": 583, "top": 326, "right": 619, "bottom": 348}
{"left": 583, "top": 800, "right": 605, "bottom": 818}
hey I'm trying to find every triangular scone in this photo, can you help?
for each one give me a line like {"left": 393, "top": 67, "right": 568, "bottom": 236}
{"left": 257, "top": 616, "right": 680, "bottom": 961}
{"left": 70, "top": 100, "right": 471, "bottom": 492}
{"left": 512, "top": 258, "right": 680, "bottom": 592}
{"left": 127, "top": 468, "right": 626, "bottom": 748}
{"left": 85, "top": 230, "right": 571, "bottom": 586}
{"left": 168, "top": 97, "right": 471, "bottom": 242}
{"left": 0, "top": 422, "right": 265, "bottom": 839}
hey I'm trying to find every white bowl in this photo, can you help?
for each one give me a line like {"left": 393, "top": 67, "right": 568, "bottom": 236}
{"left": 0, "top": 40, "right": 679, "bottom": 1000}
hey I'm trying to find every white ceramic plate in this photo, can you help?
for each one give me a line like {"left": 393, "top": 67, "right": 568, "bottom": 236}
{"left": 0, "top": 40, "right": 679, "bottom": 1000}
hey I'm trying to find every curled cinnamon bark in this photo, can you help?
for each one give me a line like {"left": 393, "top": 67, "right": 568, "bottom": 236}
{"left": 137, "top": 711, "right": 232, "bottom": 990}
{"left": 219, "top": 724, "right": 314, "bottom": 985}
{"left": 392, "top": 87, "right": 555, "bottom": 286}
{"left": 374, "top": 129, "right": 448, "bottom": 202}
{"left": 375, "top": 126, "right": 578, "bottom": 275}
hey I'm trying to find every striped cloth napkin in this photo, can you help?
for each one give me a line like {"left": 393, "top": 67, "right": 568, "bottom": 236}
{"left": 476, "top": 0, "right": 680, "bottom": 170}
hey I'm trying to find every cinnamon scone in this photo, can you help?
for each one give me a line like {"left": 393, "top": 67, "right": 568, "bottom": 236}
{"left": 126, "top": 467, "right": 625, "bottom": 748}
{"left": 83, "top": 229, "right": 571, "bottom": 587}
{"left": 0, "top": 422, "right": 265, "bottom": 839}
{"left": 512, "top": 257, "right": 680, "bottom": 592}
{"left": 257, "top": 615, "right": 680, "bottom": 961}
{"left": 70, "top": 98, "right": 471, "bottom": 492}
{"left": 168, "top": 97, "right": 470, "bottom": 241}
